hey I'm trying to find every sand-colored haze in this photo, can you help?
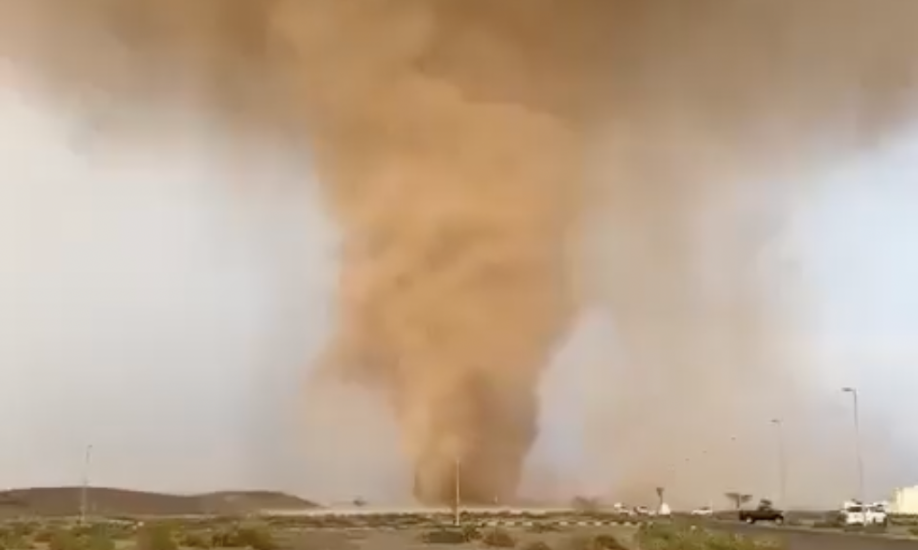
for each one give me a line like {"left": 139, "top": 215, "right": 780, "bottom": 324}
{"left": 2, "top": 0, "right": 918, "bottom": 506}
{"left": 286, "top": 2, "right": 596, "bottom": 505}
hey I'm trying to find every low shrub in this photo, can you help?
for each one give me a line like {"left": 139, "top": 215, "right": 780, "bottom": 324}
{"left": 636, "top": 523, "right": 784, "bottom": 550}
{"left": 211, "top": 528, "right": 237, "bottom": 548}
{"left": 419, "top": 529, "right": 470, "bottom": 544}
{"left": 566, "top": 534, "right": 627, "bottom": 550}
{"left": 84, "top": 531, "right": 115, "bottom": 550}
{"left": 48, "top": 529, "right": 84, "bottom": 550}
{"left": 137, "top": 523, "right": 177, "bottom": 550}
{"left": 5, "top": 521, "right": 38, "bottom": 539}
{"left": 481, "top": 528, "right": 516, "bottom": 548}
{"left": 175, "top": 531, "right": 214, "bottom": 548}
{"left": 590, "top": 534, "right": 627, "bottom": 550}
{"left": 528, "top": 523, "right": 560, "bottom": 533}
{"left": 32, "top": 527, "right": 55, "bottom": 543}
{"left": 461, "top": 524, "right": 482, "bottom": 541}
{"left": 521, "top": 542, "right": 553, "bottom": 550}
{"left": 231, "top": 524, "right": 277, "bottom": 550}
{"left": 0, "top": 526, "right": 28, "bottom": 550}
{"left": 177, "top": 531, "right": 212, "bottom": 548}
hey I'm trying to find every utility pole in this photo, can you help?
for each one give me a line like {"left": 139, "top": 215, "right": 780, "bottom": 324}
{"left": 771, "top": 419, "right": 787, "bottom": 507}
{"left": 453, "top": 457, "right": 461, "bottom": 527}
{"left": 79, "top": 444, "right": 93, "bottom": 524}
{"left": 842, "top": 387, "right": 865, "bottom": 503}
{"left": 729, "top": 436, "right": 739, "bottom": 496}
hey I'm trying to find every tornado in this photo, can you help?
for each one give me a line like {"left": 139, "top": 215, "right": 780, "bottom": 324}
{"left": 287, "top": 2, "right": 599, "bottom": 505}
{"left": 4, "top": 0, "right": 918, "bottom": 507}
{"left": 315, "top": 107, "right": 583, "bottom": 505}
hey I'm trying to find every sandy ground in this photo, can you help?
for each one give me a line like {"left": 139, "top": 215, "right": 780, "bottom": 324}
{"left": 281, "top": 524, "right": 918, "bottom": 550}
{"left": 287, "top": 525, "right": 638, "bottom": 550}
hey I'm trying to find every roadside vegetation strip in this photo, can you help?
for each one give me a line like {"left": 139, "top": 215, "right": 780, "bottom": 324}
{"left": 636, "top": 523, "right": 785, "bottom": 550}
{"left": 716, "top": 519, "right": 918, "bottom": 542}
{"left": 18, "top": 517, "right": 914, "bottom": 550}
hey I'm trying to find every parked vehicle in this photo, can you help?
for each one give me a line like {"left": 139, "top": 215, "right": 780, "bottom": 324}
{"left": 738, "top": 501, "right": 785, "bottom": 524}
{"left": 842, "top": 500, "right": 888, "bottom": 526}
{"left": 841, "top": 502, "right": 866, "bottom": 525}
{"left": 690, "top": 506, "right": 714, "bottom": 516}
{"left": 866, "top": 503, "right": 889, "bottom": 526}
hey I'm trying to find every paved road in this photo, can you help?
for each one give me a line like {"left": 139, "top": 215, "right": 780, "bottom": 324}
{"left": 719, "top": 523, "right": 918, "bottom": 550}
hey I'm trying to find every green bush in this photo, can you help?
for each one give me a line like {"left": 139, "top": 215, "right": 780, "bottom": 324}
{"left": 137, "top": 524, "right": 177, "bottom": 550}
{"left": 62, "top": 523, "right": 119, "bottom": 550}
{"left": 908, "top": 526, "right": 918, "bottom": 537}
{"left": 232, "top": 524, "right": 277, "bottom": 550}
{"left": 481, "top": 528, "right": 516, "bottom": 548}
{"left": 84, "top": 531, "right": 115, "bottom": 550}
{"left": 207, "top": 522, "right": 278, "bottom": 549}
{"left": 211, "top": 528, "right": 234, "bottom": 548}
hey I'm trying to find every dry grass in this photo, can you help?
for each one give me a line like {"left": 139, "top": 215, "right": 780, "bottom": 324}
{"left": 635, "top": 523, "right": 784, "bottom": 550}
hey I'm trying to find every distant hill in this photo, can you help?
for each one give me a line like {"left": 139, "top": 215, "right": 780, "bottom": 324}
{"left": 0, "top": 487, "right": 319, "bottom": 517}
{"left": 196, "top": 491, "right": 321, "bottom": 514}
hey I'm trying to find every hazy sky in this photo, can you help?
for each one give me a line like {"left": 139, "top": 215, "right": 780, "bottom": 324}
{"left": 0, "top": 68, "right": 916, "bottom": 503}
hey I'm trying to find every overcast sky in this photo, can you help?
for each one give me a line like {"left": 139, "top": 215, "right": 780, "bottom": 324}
{"left": 0, "top": 68, "right": 916, "bottom": 503}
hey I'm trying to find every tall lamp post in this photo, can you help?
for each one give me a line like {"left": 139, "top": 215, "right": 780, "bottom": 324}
{"left": 770, "top": 419, "right": 787, "bottom": 506}
{"left": 842, "top": 387, "right": 865, "bottom": 503}
{"left": 453, "top": 457, "right": 461, "bottom": 527}
{"left": 79, "top": 444, "right": 93, "bottom": 524}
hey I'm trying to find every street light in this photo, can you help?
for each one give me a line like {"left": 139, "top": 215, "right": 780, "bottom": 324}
{"left": 841, "top": 387, "right": 865, "bottom": 503}
{"left": 79, "top": 444, "right": 93, "bottom": 524}
{"left": 729, "top": 436, "right": 739, "bottom": 493}
{"left": 770, "top": 419, "right": 786, "bottom": 506}
{"left": 453, "top": 457, "right": 461, "bottom": 527}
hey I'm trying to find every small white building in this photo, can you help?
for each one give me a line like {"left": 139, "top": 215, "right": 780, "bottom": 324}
{"left": 891, "top": 486, "right": 918, "bottom": 515}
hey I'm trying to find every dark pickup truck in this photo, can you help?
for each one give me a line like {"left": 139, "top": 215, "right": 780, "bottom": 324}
{"left": 738, "top": 505, "right": 785, "bottom": 524}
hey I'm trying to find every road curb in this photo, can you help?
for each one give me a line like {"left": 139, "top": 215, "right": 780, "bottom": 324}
{"left": 480, "top": 520, "right": 647, "bottom": 527}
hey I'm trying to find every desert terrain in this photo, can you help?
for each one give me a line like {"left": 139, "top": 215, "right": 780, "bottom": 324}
{"left": 3, "top": 487, "right": 918, "bottom": 549}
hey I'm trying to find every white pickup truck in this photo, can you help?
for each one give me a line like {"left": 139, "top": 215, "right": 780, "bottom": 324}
{"left": 841, "top": 501, "right": 888, "bottom": 526}
{"left": 867, "top": 502, "right": 889, "bottom": 526}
